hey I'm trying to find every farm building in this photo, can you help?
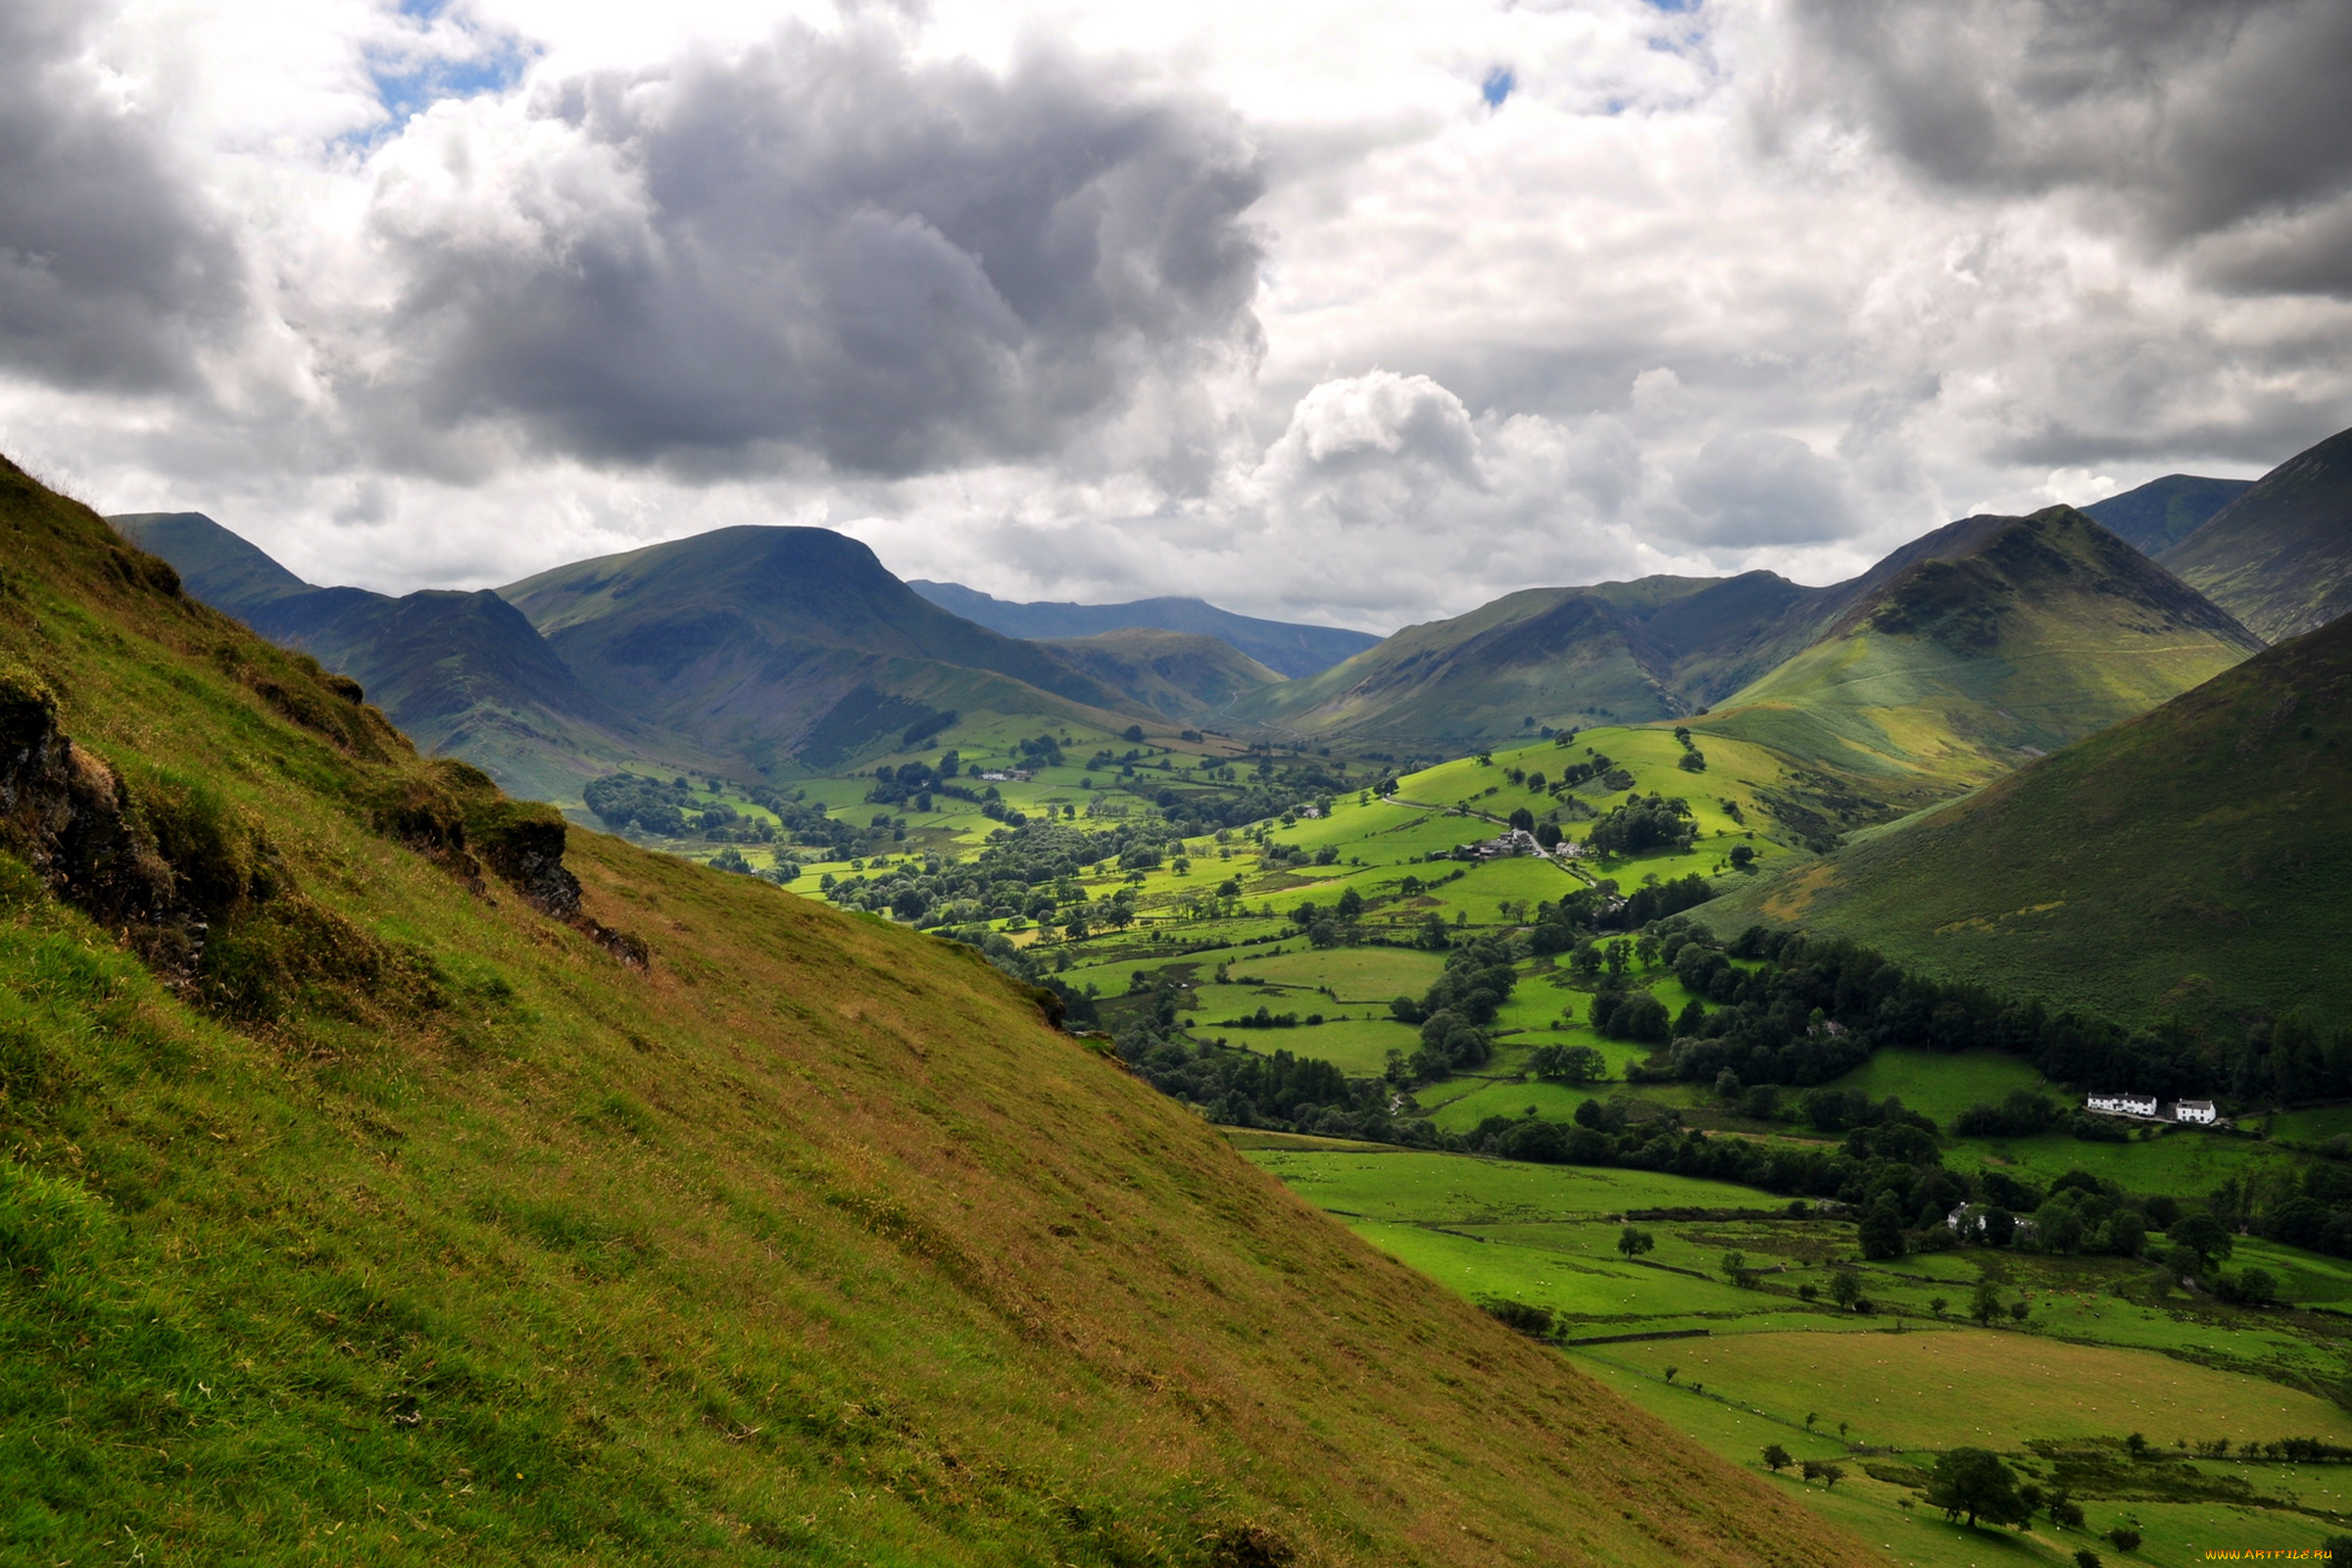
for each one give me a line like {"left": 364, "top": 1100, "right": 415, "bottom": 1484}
{"left": 2085, "top": 1092, "right": 2158, "bottom": 1117}
{"left": 1457, "top": 828, "right": 1544, "bottom": 860}
{"left": 2174, "top": 1100, "right": 2219, "bottom": 1124}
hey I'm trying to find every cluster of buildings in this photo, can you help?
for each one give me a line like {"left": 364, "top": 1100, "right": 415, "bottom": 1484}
{"left": 2084, "top": 1092, "right": 2222, "bottom": 1125}
{"left": 1457, "top": 828, "right": 1545, "bottom": 860}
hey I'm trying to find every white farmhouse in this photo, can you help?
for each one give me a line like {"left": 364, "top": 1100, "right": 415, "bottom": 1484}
{"left": 2085, "top": 1092, "right": 2158, "bottom": 1117}
{"left": 2174, "top": 1100, "right": 2219, "bottom": 1125}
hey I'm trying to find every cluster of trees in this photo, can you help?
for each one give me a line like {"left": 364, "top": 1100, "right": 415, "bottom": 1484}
{"left": 2227, "top": 1158, "right": 2352, "bottom": 1264}
{"left": 1119, "top": 1028, "right": 1445, "bottom": 1146}
{"left": 1284, "top": 886, "right": 1367, "bottom": 948}
{"left": 590, "top": 772, "right": 865, "bottom": 849}
{"left": 864, "top": 753, "right": 981, "bottom": 810}
{"left": 822, "top": 817, "right": 1188, "bottom": 930}
{"left": 1212, "top": 1005, "right": 1326, "bottom": 1029}
{"left": 1623, "top": 923, "right": 2221, "bottom": 1102}
{"left": 1450, "top": 1091, "right": 1948, "bottom": 1203}
{"left": 586, "top": 773, "right": 754, "bottom": 838}
{"left": 1953, "top": 1090, "right": 2131, "bottom": 1144}
{"left": 1388, "top": 936, "right": 1520, "bottom": 1078}
{"left": 1586, "top": 793, "right": 1697, "bottom": 856}
{"left": 1544, "top": 750, "right": 1634, "bottom": 794}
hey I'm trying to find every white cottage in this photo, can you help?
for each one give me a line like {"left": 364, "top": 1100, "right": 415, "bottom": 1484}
{"left": 2085, "top": 1092, "right": 2159, "bottom": 1117}
{"left": 2174, "top": 1100, "right": 2219, "bottom": 1125}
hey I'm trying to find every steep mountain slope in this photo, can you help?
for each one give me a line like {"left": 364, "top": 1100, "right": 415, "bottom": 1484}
{"left": 2160, "top": 424, "right": 2352, "bottom": 640}
{"left": 107, "top": 512, "right": 704, "bottom": 805}
{"left": 1707, "top": 612, "right": 2352, "bottom": 1028}
{"left": 0, "top": 453, "right": 1873, "bottom": 1565}
{"left": 1691, "top": 507, "right": 2263, "bottom": 802}
{"left": 2082, "top": 473, "right": 2254, "bottom": 555}
{"left": 1034, "top": 628, "right": 1282, "bottom": 720}
{"left": 503, "top": 528, "right": 1151, "bottom": 771}
{"left": 909, "top": 580, "right": 1380, "bottom": 677}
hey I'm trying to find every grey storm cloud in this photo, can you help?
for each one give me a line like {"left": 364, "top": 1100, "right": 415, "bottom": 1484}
{"left": 1779, "top": 0, "right": 2352, "bottom": 295}
{"left": 367, "top": 25, "right": 1268, "bottom": 477}
{"left": 0, "top": 0, "right": 245, "bottom": 392}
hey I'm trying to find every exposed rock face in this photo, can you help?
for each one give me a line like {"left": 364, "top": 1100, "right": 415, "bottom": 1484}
{"left": 0, "top": 667, "right": 184, "bottom": 952}
{"left": 0, "top": 667, "right": 643, "bottom": 1008}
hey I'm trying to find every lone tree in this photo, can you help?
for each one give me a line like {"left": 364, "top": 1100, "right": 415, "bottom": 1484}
{"left": 1829, "top": 1267, "right": 1862, "bottom": 1310}
{"left": 2076, "top": 1550, "right": 2104, "bottom": 1568}
{"left": 2106, "top": 1526, "right": 2141, "bottom": 1552}
{"left": 1616, "top": 1226, "right": 1655, "bottom": 1261}
{"left": 1926, "top": 1447, "right": 2032, "bottom": 1529}
{"left": 1721, "top": 1250, "right": 1749, "bottom": 1285}
{"left": 1761, "top": 1444, "right": 1792, "bottom": 1472}
{"left": 1801, "top": 1459, "right": 1846, "bottom": 1489}
{"left": 1971, "top": 1277, "right": 2003, "bottom": 1326}
{"left": 2168, "top": 1211, "right": 2232, "bottom": 1274}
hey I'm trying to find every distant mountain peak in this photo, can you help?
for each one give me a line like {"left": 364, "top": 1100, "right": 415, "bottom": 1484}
{"left": 2082, "top": 472, "right": 2254, "bottom": 555}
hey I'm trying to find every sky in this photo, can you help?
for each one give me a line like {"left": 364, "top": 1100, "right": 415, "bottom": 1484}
{"left": 2, "top": 0, "right": 2348, "bottom": 633}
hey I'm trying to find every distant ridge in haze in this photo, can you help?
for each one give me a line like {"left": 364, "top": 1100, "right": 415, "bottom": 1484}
{"left": 2081, "top": 473, "right": 2254, "bottom": 555}
{"left": 1035, "top": 628, "right": 1282, "bottom": 721}
{"left": 908, "top": 580, "right": 1380, "bottom": 678}
{"left": 2157, "top": 424, "right": 2352, "bottom": 642}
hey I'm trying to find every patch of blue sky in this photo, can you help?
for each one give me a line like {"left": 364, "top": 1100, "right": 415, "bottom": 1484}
{"left": 369, "top": 45, "right": 531, "bottom": 126}
{"left": 355, "top": 9, "right": 536, "bottom": 147}
{"left": 1480, "top": 68, "right": 1515, "bottom": 110}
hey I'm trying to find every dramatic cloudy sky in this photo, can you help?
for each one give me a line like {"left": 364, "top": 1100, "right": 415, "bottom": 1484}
{"left": 4, "top": 0, "right": 2349, "bottom": 630}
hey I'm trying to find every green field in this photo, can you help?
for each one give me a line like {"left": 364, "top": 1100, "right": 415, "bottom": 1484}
{"left": 1822, "top": 1050, "right": 2051, "bottom": 1125}
{"left": 1251, "top": 1145, "right": 2352, "bottom": 1562}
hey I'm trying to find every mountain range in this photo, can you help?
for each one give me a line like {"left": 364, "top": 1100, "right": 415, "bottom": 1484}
{"left": 110, "top": 421, "right": 2351, "bottom": 823}
{"left": 1234, "top": 506, "right": 2261, "bottom": 784}
{"left": 908, "top": 579, "right": 1379, "bottom": 676}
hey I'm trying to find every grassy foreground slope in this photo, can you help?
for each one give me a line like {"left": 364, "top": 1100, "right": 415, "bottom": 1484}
{"left": 0, "top": 458, "right": 1871, "bottom": 1565}
{"left": 1706, "top": 612, "right": 2352, "bottom": 1026}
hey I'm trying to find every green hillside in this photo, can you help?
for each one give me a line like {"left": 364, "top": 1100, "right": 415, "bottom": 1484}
{"left": 111, "top": 511, "right": 315, "bottom": 612}
{"left": 0, "top": 454, "right": 1878, "bottom": 1565}
{"left": 2081, "top": 473, "right": 2254, "bottom": 555}
{"left": 1704, "top": 610, "right": 2352, "bottom": 1026}
{"left": 1690, "top": 506, "right": 2263, "bottom": 805}
{"left": 1230, "top": 580, "right": 1730, "bottom": 748}
{"left": 1036, "top": 627, "right": 1282, "bottom": 719}
{"left": 2160, "top": 424, "right": 2352, "bottom": 641}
